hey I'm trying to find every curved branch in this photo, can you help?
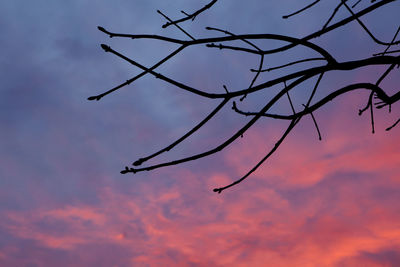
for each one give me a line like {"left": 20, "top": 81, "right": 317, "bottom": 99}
{"left": 233, "top": 83, "right": 395, "bottom": 119}
{"left": 214, "top": 82, "right": 397, "bottom": 193}
{"left": 322, "top": 0, "right": 346, "bottom": 30}
{"left": 213, "top": 118, "right": 300, "bottom": 193}
{"left": 386, "top": 118, "right": 400, "bottom": 131}
{"left": 98, "top": 27, "right": 336, "bottom": 64}
{"left": 203, "top": 32, "right": 337, "bottom": 63}
{"left": 97, "top": 26, "right": 187, "bottom": 44}
{"left": 342, "top": 0, "right": 400, "bottom": 46}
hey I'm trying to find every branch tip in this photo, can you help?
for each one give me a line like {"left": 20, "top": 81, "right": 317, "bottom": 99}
{"left": 87, "top": 96, "right": 99, "bottom": 101}
{"left": 101, "top": 44, "right": 111, "bottom": 52}
{"left": 213, "top": 188, "right": 223, "bottom": 194}
{"left": 120, "top": 166, "right": 137, "bottom": 174}
{"left": 133, "top": 159, "right": 144, "bottom": 166}
{"left": 120, "top": 166, "right": 130, "bottom": 174}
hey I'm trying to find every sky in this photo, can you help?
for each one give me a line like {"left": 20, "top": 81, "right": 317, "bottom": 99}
{"left": 1, "top": 0, "right": 399, "bottom": 266}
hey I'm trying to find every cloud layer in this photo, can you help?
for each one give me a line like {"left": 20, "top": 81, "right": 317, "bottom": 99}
{"left": 0, "top": 1, "right": 399, "bottom": 266}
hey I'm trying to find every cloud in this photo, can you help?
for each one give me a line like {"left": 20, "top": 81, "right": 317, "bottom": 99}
{"left": 2, "top": 146, "right": 400, "bottom": 266}
{"left": 1, "top": 1, "right": 399, "bottom": 266}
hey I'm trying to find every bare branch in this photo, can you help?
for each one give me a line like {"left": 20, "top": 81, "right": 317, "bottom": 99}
{"left": 88, "top": 45, "right": 187, "bottom": 100}
{"left": 265, "top": 0, "right": 396, "bottom": 55}
{"left": 386, "top": 117, "right": 400, "bottom": 131}
{"left": 285, "top": 81, "right": 296, "bottom": 115}
{"left": 342, "top": 0, "right": 400, "bottom": 46}
{"left": 232, "top": 83, "right": 395, "bottom": 120}
{"left": 213, "top": 118, "right": 300, "bottom": 193}
{"left": 122, "top": 75, "right": 312, "bottom": 174}
{"left": 97, "top": 26, "right": 187, "bottom": 44}
{"left": 161, "top": 0, "right": 218, "bottom": 28}
{"left": 205, "top": 27, "right": 265, "bottom": 101}
{"left": 381, "top": 26, "right": 400, "bottom": 55}
{"left": 92, "top": 0, "right": 400, "bottom": 192}
{"left": 133, "top": 97, "right": 231, "bottom": 166}
{"left": 157, "top": 10, "right": 196, "bottom": 40}
{"left": 283, "top": 0, "right": 320, "bottom": 19}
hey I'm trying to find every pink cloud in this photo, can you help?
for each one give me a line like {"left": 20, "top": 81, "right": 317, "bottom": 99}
{"left": 1, "top": 94, "right": 400, "bottom": 266}
{"left": 223, "top": 91, "right": 400, "bottom": 190}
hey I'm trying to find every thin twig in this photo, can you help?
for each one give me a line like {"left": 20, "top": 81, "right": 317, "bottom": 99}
{"left": 88, "top": 45, "right": 187, "bottom": 100}
{"left": 359, "top": 63, "right": 397, "bottom": 133}
{"left": 214, "top": 118, "right": 300, "bottom": 193}
{"left": 157, "top": 10, "right": 196, "bottom": 40}
{"left": 232, "top": 83, "right": 393, "bottom": 120}
{"left": 93, "top": 0, "right": 400, "bottom": 193}
{"left": 382, "top": 26, "right": 400, "bottom": 55}
{"left": 285, "top": 81, "right": 296, "bottom": 115}
{"left": 303, "top": 104, "right": 322, "bottom": 140}
{"left": 265, "top": 0, "right": 396, "bottom": 55}
{"left": 133, "top": 97, "right": 230, "bottom": 166}
{"left": 282, "top": 0, "right": 320, "bottom": 19}
{"left": 342, "top": 0, "right": 400, "bottom": 46}
{"left": 102, "top": 43, "right": 399, "bottom": 99}
{"left": 386, "top": 118, "right": 400, "bottom": 131}
{"left": 162, "top": 0, "right": 218, "bottom": 28}
{"left": 322, "top": 1, "right": 346, "bottom": 30}
{"left": 352, "top": 0, "right": 364, "bottom": 8}
{"left": 205, "top": 27, "right": 265, "bottom": 101}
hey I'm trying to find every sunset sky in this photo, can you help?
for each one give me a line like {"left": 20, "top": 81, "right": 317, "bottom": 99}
{"left": 1, "top": 1, "right": 400, "bottom": 266}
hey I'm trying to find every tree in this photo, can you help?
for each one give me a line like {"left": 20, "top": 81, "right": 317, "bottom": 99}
{"left": 89, "top": 0, "right": 400, "bottom": 193}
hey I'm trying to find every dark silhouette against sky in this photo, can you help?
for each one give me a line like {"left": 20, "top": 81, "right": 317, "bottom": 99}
{"left": 1, "top": 0, "right": 399, "bottom": 266}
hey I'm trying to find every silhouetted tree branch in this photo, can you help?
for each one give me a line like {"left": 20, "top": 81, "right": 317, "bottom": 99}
{"left": 91, "top": 0, "right": 399, "bottom": 193}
